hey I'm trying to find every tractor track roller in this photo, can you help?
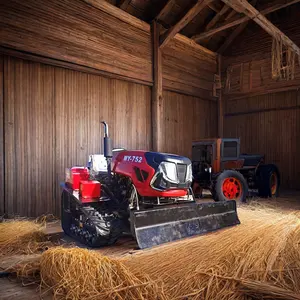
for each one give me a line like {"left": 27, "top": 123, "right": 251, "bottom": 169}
{"left": 61, "top": 190, "right": 122, "bottom": 247}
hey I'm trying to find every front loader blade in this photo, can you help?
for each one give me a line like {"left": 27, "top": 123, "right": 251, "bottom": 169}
{"left": 131, "top": 200, "right": 240, "bottom": 249}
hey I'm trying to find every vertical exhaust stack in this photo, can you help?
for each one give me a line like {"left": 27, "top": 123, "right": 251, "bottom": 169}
{"left": 101, "top": 121, "right": 113, "bottom": 178}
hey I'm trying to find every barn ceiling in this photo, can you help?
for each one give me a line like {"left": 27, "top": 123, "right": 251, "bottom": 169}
{"left": 106, "top": 0, "right": 300, "bottom": 54}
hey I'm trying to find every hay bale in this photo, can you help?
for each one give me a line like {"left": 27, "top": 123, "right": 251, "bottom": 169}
{"left": 39, "top": 247, "right": 165, "bottom": 300}
{"left": 0, "top": 220, "right": 49, "bottom": 256}
{"left": 124, "top": 207, "right": 300, "bottom": 300}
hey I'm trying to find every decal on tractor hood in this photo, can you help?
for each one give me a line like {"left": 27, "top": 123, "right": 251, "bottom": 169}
{"left": 123, "top": 155, "right": 143, "bottom": 163}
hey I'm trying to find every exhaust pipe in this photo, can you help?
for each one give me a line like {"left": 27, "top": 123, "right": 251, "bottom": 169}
{"left": 101, "top": 121, "right": 113, "bottom": 177}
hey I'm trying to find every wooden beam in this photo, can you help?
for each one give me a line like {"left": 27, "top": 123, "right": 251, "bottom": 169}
{"left": 206, "top": 4, "right": 231, "bottom": 31}
{"left": 218, "top": 0, "right": 257, "bottom": 53}
{"left": 156, "top": 0, "right": 175, "bottom": 21}
{"left": 221, "top": 0, "right": 300, "bottom": 57}
{"left": 200, "top": 4, "right": 231, "bottom": 44}
{"left": 151, "top": 21, "right": 163, "bottom": 152}
{"left": 217, "top": 55, "right": 223, "bottom": 137}
{"left": 207, "top": 2, "right": 220, "bottom": 13}
{"left": 218, "top": 21, "right": 248, "bottom": 53}
{"left": 118, "top": 0, "right": 131, "bottom": 11}
{"left": 83, "top": 0, "right": 150, "bottom": 31}
{"left": 160, "top": 0, "right": 212, "bottom": 49}
{"left": 192, "top": 0, "right": 300, "bottom": 42}
{"left": 174, "top": 34, "right": 217, "bottom": 57}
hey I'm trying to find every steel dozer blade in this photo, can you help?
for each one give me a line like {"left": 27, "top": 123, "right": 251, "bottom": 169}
{"left": 130, "top": 200, "right": 240, "bottom": 249}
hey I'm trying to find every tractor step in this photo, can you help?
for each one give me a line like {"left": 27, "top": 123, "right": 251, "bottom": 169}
{"left": 130, "top": 200, "right": 240, "bottom": 249}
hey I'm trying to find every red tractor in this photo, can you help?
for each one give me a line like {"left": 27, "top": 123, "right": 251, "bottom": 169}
{"left": 191, "top": 138, "right": 280, "bottom": 202}
{"left": 61, "top": 123, "right": 240, "bottom": 249}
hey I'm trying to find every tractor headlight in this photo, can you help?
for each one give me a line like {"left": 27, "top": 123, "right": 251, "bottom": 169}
{"left": 186, "top": 164, "right": 193, "bottom": 182}
{"left": 160, "top": 161, "right": 178, "bottom": 183}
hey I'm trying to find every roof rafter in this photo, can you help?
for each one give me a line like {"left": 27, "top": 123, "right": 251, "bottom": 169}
{"left": 205, "top": 4, "right": 231, "bottom": 31}
{"left": 192, "top": 0, "right": 300, "bottom": 42}
{"left": 160, "top": 0, "right": 213, "bottom": 49}
{"left": 221, "top": 0, "right": 300, "bottom": 56}
{"left": 118, "top": 0, "right": 131, "bottom": 10}
{"left": 218, "top": 0, "right": 257, "bottom": 53}
{"left": 207, "top": 2, "right": 220, "bottom": 13}
{"left": 156, "top": 0, "right": 175, "bottom": 21}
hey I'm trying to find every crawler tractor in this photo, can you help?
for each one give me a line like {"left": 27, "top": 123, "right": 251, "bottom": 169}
{"left": 61, "top": 123, "right": 240, "bottom": 249}
{"left": 191, "top": 138, "right": 280, "bottom": 202}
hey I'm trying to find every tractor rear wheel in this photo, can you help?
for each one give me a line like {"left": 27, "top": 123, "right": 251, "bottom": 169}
{"left": 213, "top": 170, "right": 248, "bottom": 202}
{"left": 257, "top": 164, "right": 280, "bottom": 198}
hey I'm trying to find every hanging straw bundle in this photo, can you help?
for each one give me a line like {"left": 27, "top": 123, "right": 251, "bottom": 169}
{"left": 124, "top": 208, "right": 300, "bottom": 300}
{"left": 0, "top": 220, "right": 49, "bottom": 256}
{"left": 38, "top": 247, "right": 166, "bottom": 300}
{"left": 272, "top": 36, "right": 297, "bottom": 81}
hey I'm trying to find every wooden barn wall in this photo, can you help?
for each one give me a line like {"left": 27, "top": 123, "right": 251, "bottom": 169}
{"left": 224, "top": 90, "right": 300, "bottom": 189}
{"left": 163, "top": 38, "right": 217, "bottom": 100}
{"left": 3, "top": 55, "right": 151, "bottom": 217}
{"left": 222, "top": 7, "right": 300, "bottom": 189}
{"left": 0, "top": 0, "right": 152, "bottom": 84}
{"left": 222, "top": 7, "right": 300, "bottom": 98}
{"left": 0, "top": 55, "right": 4, "bottom": 215}
{"left": 0, "top": 0, "right": 218, "bottom": 99}
{"left": 161, "top": 91, "right": 218, "bottom": 158}
{"left": 0, "top": 0, "right": 218, "bottom": 216}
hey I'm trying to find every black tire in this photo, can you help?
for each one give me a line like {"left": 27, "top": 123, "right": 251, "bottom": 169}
{"left": 213, "top": 170, "right": 248, "bottom": 203}
{"left": 256, "top": 164, "right": 280, "bottom": 198}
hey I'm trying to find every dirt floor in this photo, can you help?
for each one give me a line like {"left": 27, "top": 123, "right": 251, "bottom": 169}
{"left": 1, "top": 190, "right": 300, "bottom": 300}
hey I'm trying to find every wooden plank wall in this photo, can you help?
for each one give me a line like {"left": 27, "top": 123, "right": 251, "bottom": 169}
{"left": 0, "top": 0, "right": 218, "bottom": 100}
{"left": 4, "top": 56, "right": 151, "bottom": 217}
{"left": 222, "top": 7, "right": 300, "bottom": 98}
{"left": 224, "top": 91, "right": 300, "bottom": 189}
{"left": 0, "top": 0, "right": 152, "bottom": 84}
{"left": 161, "top": 91, "right": 218, "bottom": 158}
{"left": 163, "top": 38, "right": 217, "bottom": 100}
{"left": 0, "top": 0, "right": 219, "bottom": 216}
{"left": 0, "top": 55, "right": 4, "bottom": 215}
{"left": 223, "top": 8, "right": 300, "bottom": 189}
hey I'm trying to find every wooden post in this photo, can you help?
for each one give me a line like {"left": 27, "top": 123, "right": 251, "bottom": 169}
{"left": 151, "top": 21, "right": 163, "bottom": 152}
{"left": 218, "top": 55, "right": 223, "bottom": 138}
{"left": 0, "top": 56, "right": 4, "bottom": 215}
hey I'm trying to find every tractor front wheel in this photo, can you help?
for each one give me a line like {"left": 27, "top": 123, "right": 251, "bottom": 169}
{"left": 213, "top": 170, "right": 248, "bottom": 203}
{"left": 257, "top": 164, "right": 280, "bottom": 198}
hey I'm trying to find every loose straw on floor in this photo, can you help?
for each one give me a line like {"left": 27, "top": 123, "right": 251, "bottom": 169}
{"left": 8, "top": 206, "right": 300, "bottom": 300}
{"left": 124, "top": 207, "right": 300, "bottom": 299}
{"left": 0, "top": 220, "right": 50, "bottom": 256}
{"left": 39, "top": 247, "right": 166, "bottom": 300}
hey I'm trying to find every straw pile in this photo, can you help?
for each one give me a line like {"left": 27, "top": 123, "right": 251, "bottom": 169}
{"left": 7, "top": 206, "right": 300, "bottom": 300}
{"left": 37, "top": 247, "right": 165, "bottom": 300}
{"left": 0, "top": 220, "right": 49, "bottom": 256}
{"left": 124, "top": 207, "right": 300, "bottom": 300}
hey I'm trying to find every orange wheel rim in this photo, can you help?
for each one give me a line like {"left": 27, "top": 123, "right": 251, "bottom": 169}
{"left": 270, "top": 172, "right": 278, "bottom": 195}
{"left": 222, "top": 177, "right": 242, "bottom": 200}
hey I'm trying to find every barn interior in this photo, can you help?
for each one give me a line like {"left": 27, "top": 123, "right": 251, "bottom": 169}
{"left": 1, "top": 0, "right": 300, "bottom": 299}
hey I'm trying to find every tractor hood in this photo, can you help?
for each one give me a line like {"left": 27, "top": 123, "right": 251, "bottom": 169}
{"left": 144, "top": 152, "right": 192, "bottom": 170}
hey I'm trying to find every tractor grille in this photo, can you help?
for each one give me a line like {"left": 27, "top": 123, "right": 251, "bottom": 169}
{"left": 177, "top": 164, "right": 187, "bottom": 183}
